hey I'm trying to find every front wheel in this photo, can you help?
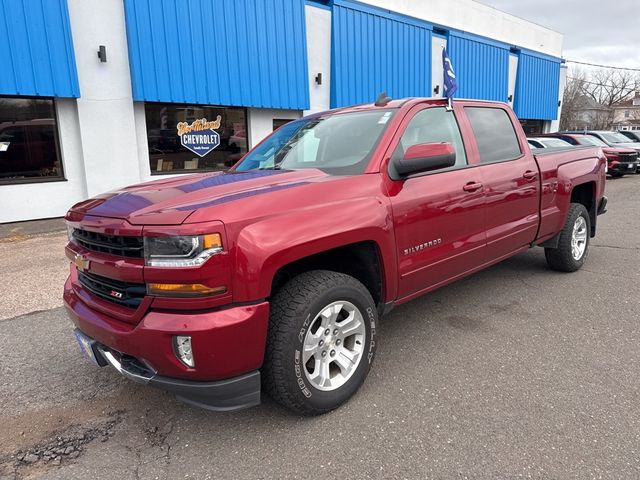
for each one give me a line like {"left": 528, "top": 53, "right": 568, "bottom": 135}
{"left": 545, "top": 203, "right": 590, "bottom": 272}
{"left": 263, "top": 270, "right": 377, "bottom": 415}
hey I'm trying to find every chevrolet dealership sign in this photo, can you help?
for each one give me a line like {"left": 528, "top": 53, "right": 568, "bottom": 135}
{"left": 176, "top": 116, "right": 221, "bottom": 157}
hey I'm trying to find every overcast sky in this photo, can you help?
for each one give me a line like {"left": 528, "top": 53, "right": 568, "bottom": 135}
{"left": 477, "top": 0, "right": 639, "bottom": 69}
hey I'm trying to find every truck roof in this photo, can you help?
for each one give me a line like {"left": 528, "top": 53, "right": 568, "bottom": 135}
{"left": 312, "top": 97, "right": 510, "bottom": 118}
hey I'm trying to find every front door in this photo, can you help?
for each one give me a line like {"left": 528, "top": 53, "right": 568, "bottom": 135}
{"left": 386, "top": 105, "right": 487, "bottom": 300}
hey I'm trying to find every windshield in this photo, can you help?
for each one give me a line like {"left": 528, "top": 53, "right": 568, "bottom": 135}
{"left": 620, "top": 131, "right": 640, "bottom": 141}
{"left": 577, "top": 136, "right": 607, "bottom": 147}
{"left": 600, "top": 132, "right": 632, "bottom": 144}
{"left": 235, "top": 110, "right": 394, "bottom": 175}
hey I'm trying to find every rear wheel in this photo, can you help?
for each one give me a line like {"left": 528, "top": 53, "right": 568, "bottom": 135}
{"left": 545, "top": 203, "right": 590, "bottom": 272}
{"left": 263, "top": 270, "right": 377, "bottom": 415}
{"left": 609, "top": 172, "right": 624, "bottom": 178}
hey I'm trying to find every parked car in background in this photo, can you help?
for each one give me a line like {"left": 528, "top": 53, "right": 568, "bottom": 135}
{"left": 618, "top": 130, "right": 640, "bottom": 143}
{"left": 563, "top": 130, "right": 640, "bottom": 174}
{"left": 527, "top": 138, "right": 544, "bottom": 149}
{"left": 527, "top": 137, "right": 573, "bottom": 149}
{"left": 540, "top": 133, "right": 639, "bottom": 177}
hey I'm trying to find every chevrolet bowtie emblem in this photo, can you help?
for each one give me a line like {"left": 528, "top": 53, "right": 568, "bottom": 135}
{"left": 74, "top": 254, "right": 91, "bottom": 272}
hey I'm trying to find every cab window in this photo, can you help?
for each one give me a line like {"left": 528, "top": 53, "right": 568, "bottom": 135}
{"left": 465, "top": 107, "right": 521, "bottom": 163}
{"left": 395, "top": 107, "right": 467, "bottom": 169}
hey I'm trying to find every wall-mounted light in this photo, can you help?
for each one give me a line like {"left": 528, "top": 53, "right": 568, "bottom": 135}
{"left": 315, "top": 73, "right": 322, "bottom": 85}
{"left": 97, "top": 45, "right": 107, "bottom": 63}
{"left": 433, "top": 85, "right": 440, "bottom": 95}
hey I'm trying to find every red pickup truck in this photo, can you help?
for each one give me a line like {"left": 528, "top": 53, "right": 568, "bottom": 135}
{"left": 64, "top": 98, "right": 607, "bottom": 415}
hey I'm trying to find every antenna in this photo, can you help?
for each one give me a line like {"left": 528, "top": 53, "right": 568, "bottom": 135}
{"left": 375, "top": 92, "right": 392, "bottom": 107}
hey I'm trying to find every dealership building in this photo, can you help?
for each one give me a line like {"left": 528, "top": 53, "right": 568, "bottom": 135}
{"left": 0, "top": 0, "right": 565, "bottom": 223}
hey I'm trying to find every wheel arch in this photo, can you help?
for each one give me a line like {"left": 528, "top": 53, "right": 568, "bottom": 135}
{"left": 231, "top": 197, "right": 397, "bottom": 304}
{"left": 538, "top": 179, "right": 597, "bottom": 249}
{"left": 570, "top": 181, "right": 596, "bottom": 237}
{"left": 270, "top": 241, "right": 386, "bottom": 308}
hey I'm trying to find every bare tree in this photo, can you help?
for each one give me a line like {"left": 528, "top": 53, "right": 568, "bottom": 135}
{"left": 584, "top": 69, "right": 639, "bottom": 108}
{"left": 559, "top": 69, "right": 587, "bottom": 130}
{"left": 560, "top": 68, "right": 640, "bottom": 130}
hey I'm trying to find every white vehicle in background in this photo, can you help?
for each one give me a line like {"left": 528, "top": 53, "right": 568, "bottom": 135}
{"left": 526, "top": 137, "right": 573, "bottom": 149}
{"left": 618, "top": 130, "right": 640, "bottom": 143}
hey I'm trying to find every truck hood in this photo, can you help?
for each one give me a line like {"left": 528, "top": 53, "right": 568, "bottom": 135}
{"left": 69, "top": 170, "right": 328, "bottom": 225}
{"left": 603, "top": 146, "right": 637, "bottom": 155}
{"left": 613, "top": 142, "right": 640, "bottom": 151}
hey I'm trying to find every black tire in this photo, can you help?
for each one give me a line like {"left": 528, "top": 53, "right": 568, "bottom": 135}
{"left": 544, "top": 203, "right": 590, "bottom": 272}
{"left": 609, "top": 172, "right": 624, "bottom": 178}
{"left": 262, "top": 270, "right": 377, "bottom": 415}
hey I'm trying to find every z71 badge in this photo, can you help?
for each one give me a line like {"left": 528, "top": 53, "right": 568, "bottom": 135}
{"left": 403, "top": 238, "right": 442, "bottom": 255}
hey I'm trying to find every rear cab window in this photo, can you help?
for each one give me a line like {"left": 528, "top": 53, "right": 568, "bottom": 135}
{"left": 464, "top": 107, "right": 522, "bottom": 163}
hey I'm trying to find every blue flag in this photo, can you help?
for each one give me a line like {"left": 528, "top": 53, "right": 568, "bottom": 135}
{"left": 442, "top": 48, "right": 457, "bottom": 98}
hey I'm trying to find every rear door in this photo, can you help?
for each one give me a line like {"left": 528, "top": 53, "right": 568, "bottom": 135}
{"left": 386, "top": 103, "right": 487, "bottom": 299}
{"left": 464, "top": 105, "right": 540, "bottom": 261}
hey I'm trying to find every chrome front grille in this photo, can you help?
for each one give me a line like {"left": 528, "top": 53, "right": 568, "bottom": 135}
{"left": 72, "top": 228, "right": 144, "bottom": 258}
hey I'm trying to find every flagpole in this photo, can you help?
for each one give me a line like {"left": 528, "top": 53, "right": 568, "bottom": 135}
{"left": 442, "top": 45, "right": 447, "bottom": 110}
{"left": 442, "top": 46, "right": 457, "bottom": 111}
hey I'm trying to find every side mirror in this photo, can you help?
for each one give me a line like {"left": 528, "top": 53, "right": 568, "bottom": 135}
{"left": 389, "top": 142, "right": 456, "bottom": 179}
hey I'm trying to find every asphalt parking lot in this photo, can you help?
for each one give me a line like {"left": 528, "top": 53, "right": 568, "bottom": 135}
{"left": 1, "top": 176, "right": 639, "bottom": 479}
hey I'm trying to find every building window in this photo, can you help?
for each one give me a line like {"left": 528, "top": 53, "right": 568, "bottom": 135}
{"left": 624, "top": 110, "right": 630, "bottom": 118}
{"left": 145, "top": 103, "right": 248, "bottom": 174}
{"left": 0, "top": 97, "right": 64, "bottom": 184}
{"left": 273, "top": 119, "right": 295, "bottom": 131}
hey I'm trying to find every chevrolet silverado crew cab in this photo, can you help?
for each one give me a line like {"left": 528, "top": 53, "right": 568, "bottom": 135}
{"left": 64, "top": 98, "right": 607, "bottom": 415}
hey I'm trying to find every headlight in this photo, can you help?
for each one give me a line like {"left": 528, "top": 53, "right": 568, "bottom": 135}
{"left": 144, "top": 234, "right": 223, "bottom": 267}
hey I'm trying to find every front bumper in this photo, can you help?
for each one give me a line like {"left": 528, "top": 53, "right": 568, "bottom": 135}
{"left": 75, "top": 329, "right": 261, "bottom": 411}
{"left": 64, "top": 274, "right": 269, "bottom": 411}
{"left": 609, "top": 162, "right": 638, "bottom": 174}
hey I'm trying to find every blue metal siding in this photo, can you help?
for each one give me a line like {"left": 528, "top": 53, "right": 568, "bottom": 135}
{"left": 448, "top": 34, "right": 508, "bottom": 102}
{"left": 331, "top": 2, "right": 432, "bottom": 108}
{"left": 0, "top": 0, "right": 79, "bottom": 97}
{"left": 123, "top": 0, "right": 309, "bottom": 110}
{"left": 513, "top": 53, "right": 561, "bottom": 120}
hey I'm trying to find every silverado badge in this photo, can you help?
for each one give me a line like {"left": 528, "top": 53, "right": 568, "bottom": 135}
{"left": 403, "top": 238, "right": 442, "bottom": 256}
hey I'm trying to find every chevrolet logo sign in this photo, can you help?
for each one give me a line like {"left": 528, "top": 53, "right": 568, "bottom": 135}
{"left": 74, "top": 254, "right": 91, "bottom": 272}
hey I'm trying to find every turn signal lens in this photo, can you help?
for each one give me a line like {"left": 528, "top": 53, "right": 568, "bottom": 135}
{"left": 203, "top": 233, "right": 222, "bottom": 250}
{"left": 147, "top": 283, "right": 226, "bottom": 297}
